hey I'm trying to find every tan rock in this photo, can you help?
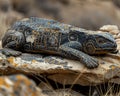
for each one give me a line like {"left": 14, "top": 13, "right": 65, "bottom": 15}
{"left": 116, "top": 33, "right": 120, "bottom": 39}
{"left": 0, "top": 0, "right": 12, "bottom": 12}
{"left": 116, "top": 39, "right": 120, "bottom": 43}
{"left": 0, "top": 48, "right": 119, "bottom": 86}
{"left": 100, "top": 25, "right": 119, "bottom": 31}
{"left": 0, "top": 74, "right": 46, "bottom": 96}
{"left": 9, "top": 0, "right": 120, "bottom": 30}
{"left": 59, "top": 0, "right": 120, "bottom": 30}
{"left": 112, "top": 0, "right": 120, "bottom": 8}
{"left": 100, "top": 25, "right": 120, "bottom": 35}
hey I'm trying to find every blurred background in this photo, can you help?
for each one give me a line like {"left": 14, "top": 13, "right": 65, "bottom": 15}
{"left": 0, "top": 0, "right": 120, "bottom": 39}
{"left": 0, "top": 1, "right": 120, "bottom": 95}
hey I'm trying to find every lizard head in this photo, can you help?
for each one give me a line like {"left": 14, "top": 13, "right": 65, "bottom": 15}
{"left": 83, "top": 32, "right": 117, "bottom": 55}
{"left": 2, "top": 30, "right": 25, "bottom": 51}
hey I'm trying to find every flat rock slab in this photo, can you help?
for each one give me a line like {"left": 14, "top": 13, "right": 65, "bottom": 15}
{"left": 0, "top": 51, "right": 120, "bottom": 86}
{"left": 0, "top": 25, "right": 120, "bottom": 86}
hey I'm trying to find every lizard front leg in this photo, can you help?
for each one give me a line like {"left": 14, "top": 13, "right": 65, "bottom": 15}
{"left": 1, "top": 31, "right": 25, "bottom": 57}
{"left": 0, "top": 48, "right": 22, "bottom": 57}
{"left": 59, "top": 41, "right": 99, "bottom": 69}
{"left": 1, "top": 41, "right": 22, "bottom": 57}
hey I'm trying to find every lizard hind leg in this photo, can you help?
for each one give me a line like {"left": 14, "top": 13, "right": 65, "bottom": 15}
{"left": 59, "top": 42, "right": 99, "bottom": 69}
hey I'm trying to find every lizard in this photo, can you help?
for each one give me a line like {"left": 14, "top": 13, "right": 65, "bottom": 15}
{"left": 1, "top": 17, "right": 117, "bottom": 69}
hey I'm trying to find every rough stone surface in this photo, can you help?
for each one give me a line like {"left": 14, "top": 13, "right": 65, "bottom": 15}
{"left": 0, "top": 25, "right": 120, "bottom": 86}
{"left": 0, "top": 74, "right": 46, "bottom": 96}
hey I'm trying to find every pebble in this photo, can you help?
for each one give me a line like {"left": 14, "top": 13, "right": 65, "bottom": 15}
{"left": 116, "top": 33, "right": 120, "bottom": 39}
{"left": 100, "top": 25, "right": 119, "bottom": 31}
{"left": 116, "top": 39, "right": 120, "bottom": 43}
{"left": 100, "top": 25, "right": 119, "bottom": 35}
{"left": 109, "top": 30, "right": 120, "bottom": 35}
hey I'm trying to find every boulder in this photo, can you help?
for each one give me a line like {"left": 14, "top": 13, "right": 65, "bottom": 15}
{"left": 10, "top": 0, "right": 120, "bottom": 30}
{"left": 0, "top": 25, "right": 120, "bottom": 86}
{"left": 112, "top": 0, "right": 120, "bottom": 8}
{"left": 57, "top": 0, "right": 120, "bottom": 30}
{"left": 0, "top": 0, "right": 12, "bottom": 12}
{"left": 0, "top": 74, "right": 46, "bottom": 96}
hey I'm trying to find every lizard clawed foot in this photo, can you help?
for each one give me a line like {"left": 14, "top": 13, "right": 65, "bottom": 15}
{"left": 83, "top": 56, "right": 99, "bottom": 69}
{"left": 0, "top": 48, "right": 22, "bottom": 57}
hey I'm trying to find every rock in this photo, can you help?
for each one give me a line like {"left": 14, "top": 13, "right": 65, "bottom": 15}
{"left": 11, "top": 0, "right": 61, "bottom": 19}
{"left": 116, "top": 33, "right": 120, "bottom": 39}
{"left": 0, "top": 74, "right": 46, "bottom": 96}
{"left": 0, "top": 0, "right": 12, "bottom": 12}
{"left": 9, "top": 0, "right": 120, "bottom": 30}
{"left": 0, "top": 25, "right": 119, "bottom": 86}
{"left": 100, "top": 25, "right": 120, "bottom": 35}
{"left": 11, "top": 0, "right": 36, "bottom": 16}
{"left": 112, "top": 0, "right": 120, "bottom": 8}
{"left": 100, "top": 25, "right": 119, "bottom": 31}
{"left": 59, "top": 0, "right": 120, "bottom": 30}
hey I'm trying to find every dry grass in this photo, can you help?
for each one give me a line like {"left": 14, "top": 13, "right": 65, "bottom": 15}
{"left": 0, "top": 12, "right": 9, "bottom": 48}
{"left": 35, "top": 71, "right": 120, "bottom": 96}
{"left": 94, "top": 83, "right": 120, "bottom": 96}
{"left": 0, "top": 10, "right": 23, "bottom": 48}
{"left": 0, "top": 12, "right": 9, "bottom": 40}
{"left": 0, "top": 10, "right": 23, "bottom": 39}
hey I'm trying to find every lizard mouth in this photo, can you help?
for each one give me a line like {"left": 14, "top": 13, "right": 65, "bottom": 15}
{"left": 95, "top": 42, "right": 117, "bottom": 54}
{"left": 97, "top": 48, "right": 116, "bottom": 51}
{"left": 95, "top": 48, "right": 117, "bottom": 54}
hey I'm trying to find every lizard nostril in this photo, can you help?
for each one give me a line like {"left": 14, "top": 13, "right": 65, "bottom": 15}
{"left": 114, "top": 43, "right": 117, "bottom": 48}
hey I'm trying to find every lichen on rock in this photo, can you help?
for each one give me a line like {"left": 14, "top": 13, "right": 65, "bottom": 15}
{"left": 0, "top": 74, "right": 46, "bottom": 96}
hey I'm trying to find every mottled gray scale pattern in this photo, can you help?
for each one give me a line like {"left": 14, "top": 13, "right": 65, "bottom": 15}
{"left": 12, "top": 17, "right": 71, "bottom": 34}
{"left": 2, "top": 17, "right": 117, "bottom": 69}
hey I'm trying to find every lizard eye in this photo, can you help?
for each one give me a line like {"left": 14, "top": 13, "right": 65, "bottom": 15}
{"left": 96, "top": 38, "right": 106, "bottom": 44}
{"left": 69, "top": 34, "right": 78, "bottom": 41}
{"left": 24, "top": 27, "right": 32, "bottom": 36}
